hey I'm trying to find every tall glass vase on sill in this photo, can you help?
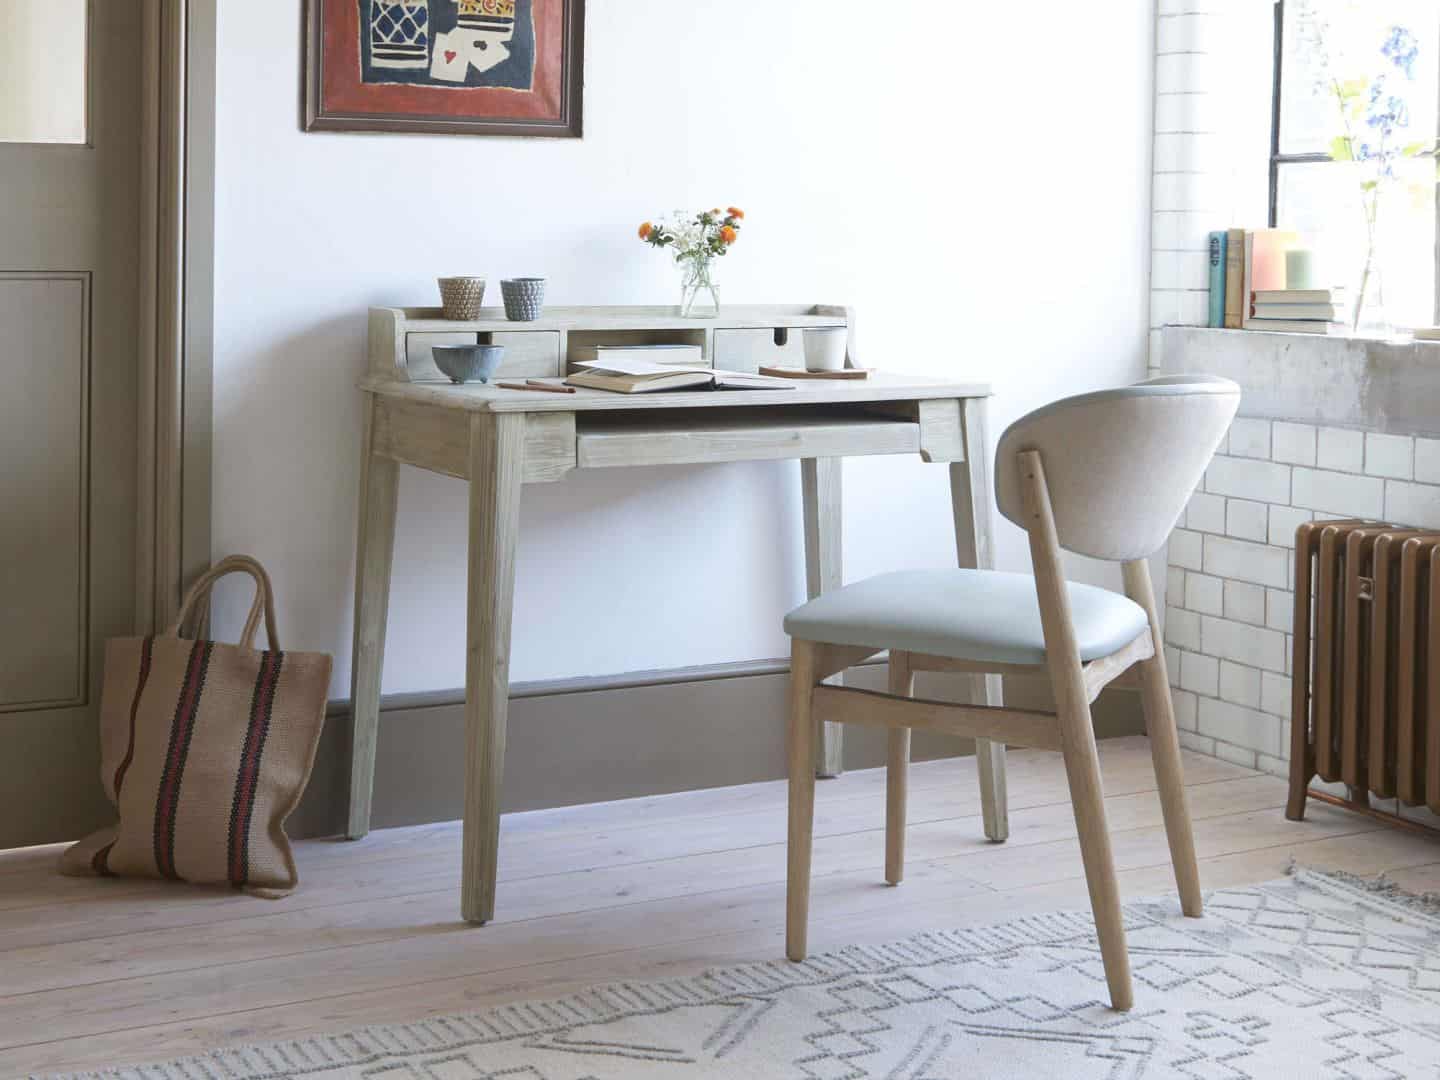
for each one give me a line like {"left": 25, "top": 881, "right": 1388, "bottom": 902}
{"left": 678, "top": 255, "right": 720, "bottom": 319}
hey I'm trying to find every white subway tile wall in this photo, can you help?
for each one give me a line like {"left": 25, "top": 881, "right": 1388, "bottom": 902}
{"left": 1164, "top": 416, "right": 1440, "bottom": 781}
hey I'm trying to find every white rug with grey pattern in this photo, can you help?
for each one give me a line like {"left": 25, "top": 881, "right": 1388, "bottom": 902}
{"left": 51, "top": 869, "right": 1440, "bottom": 1080}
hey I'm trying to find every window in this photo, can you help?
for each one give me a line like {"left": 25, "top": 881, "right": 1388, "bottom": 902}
{"left": 1270, "top": 0, "right": 1440, "bottom": 326}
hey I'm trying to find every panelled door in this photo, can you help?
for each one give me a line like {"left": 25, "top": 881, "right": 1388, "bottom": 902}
{"left": 0, "top": 1, "right": 143, "bottom": 846}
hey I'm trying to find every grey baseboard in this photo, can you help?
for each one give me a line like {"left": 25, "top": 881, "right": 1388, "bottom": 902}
{"left": 291, "top": 659, "right": 1144, "bottom": 840}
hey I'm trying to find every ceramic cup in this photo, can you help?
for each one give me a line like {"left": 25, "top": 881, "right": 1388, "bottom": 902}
{"left": 803, "top": 328, "right": 847, "bottom": 372}
{"left": 501, "top": 277, "right": 547, "bottom": 322}
{"left": 437, "top": 276, "right": 486, "bottom": 320}
{"left": 432, "top": 344, "right": 505, "bottom": 384}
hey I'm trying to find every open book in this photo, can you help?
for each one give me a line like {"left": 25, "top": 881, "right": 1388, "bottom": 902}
{"left": 565, "top": 359, "right": 796, "bottom": 394}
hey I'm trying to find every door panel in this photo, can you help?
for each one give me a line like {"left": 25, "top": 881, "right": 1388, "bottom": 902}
{"left": 0, "top": 1, "right": 141, "bottom": 847}
{"left": 0, "top": 275, "right": 89, "bottom": 709}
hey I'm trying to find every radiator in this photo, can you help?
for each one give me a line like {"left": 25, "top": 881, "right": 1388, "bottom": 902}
{"left": 1288, "top": 519, "right": 1440, "bottom": 828}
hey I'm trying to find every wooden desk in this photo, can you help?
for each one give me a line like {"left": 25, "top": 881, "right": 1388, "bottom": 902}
{"left": 346, "top": 306, "right": 1003, "bottom": 925}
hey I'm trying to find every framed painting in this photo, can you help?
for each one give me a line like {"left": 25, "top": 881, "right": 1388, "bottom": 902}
{"left": 304, "top": 0, "right": 584, "bottom": 137}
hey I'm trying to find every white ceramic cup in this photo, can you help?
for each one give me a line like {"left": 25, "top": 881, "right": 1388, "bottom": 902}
{"left": 803, "top": 328, "right": 847, "bottom": 372}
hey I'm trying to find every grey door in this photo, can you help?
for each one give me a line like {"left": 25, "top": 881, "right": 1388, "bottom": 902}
{"left": 0, "top": 1, "right": 143, "bottom": 847}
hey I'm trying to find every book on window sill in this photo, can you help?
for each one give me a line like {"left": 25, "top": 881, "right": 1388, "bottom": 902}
{"left": 1249, "top": 302, "right": 1347, "bottom": 320}
{"left": 570, "top": 343, "right": 704, "bottom": 367}
{"left": 565, "top": 359, "right": 796, "bottom": 394}
{"left": 1242, "top": 317, "right": 1344, "bottom": 335}
{"left": 1252, "top": 288, "right": 1346, "bottom": 305}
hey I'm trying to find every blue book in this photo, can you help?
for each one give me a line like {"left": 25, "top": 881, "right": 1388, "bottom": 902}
{"left": 1207, "top": 231, "right": 1227, "bottom": 328}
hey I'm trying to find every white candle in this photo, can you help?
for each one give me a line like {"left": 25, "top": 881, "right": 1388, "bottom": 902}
{"left": 1286, "top": 248, "right": 1316, "bottom": 290}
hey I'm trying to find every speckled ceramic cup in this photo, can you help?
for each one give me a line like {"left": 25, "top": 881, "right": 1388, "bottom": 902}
{"left": 501, "top": 277, "right": 547, "bottom": 322}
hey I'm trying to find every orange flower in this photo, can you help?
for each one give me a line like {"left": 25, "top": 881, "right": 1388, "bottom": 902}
{"left": 720, "top": 225, "right": 738, "bottom": 244}
{"left": 727, "top": 207, "right": 745, "bottom": 220}
{"left": 638, "top": 221, "right": 653, "bottom": 240}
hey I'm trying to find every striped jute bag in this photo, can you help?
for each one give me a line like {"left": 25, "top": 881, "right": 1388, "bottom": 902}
{"left": 61, "top": 555, "right": 331, "bottom": 894}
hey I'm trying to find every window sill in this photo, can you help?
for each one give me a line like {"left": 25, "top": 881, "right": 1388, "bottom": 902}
{"left": 1162, "top": 324, "right": 1440, "bottom": 436}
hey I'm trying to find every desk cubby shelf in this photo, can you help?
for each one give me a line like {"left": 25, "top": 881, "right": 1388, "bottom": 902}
{"left": 368, "top": 304, "right": 858, "bottom": 383}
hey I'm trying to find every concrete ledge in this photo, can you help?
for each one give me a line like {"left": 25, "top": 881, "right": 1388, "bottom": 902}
{"left": 1164, "top": 326, "right": 1440, "bottom": 436}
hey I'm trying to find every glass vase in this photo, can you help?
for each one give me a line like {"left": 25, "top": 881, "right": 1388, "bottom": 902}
{"left": 1349, "top": 250, "right": 1395, "bottom": 340}
{"left": 678, "top": 256, "right": 720, "bottom": 318}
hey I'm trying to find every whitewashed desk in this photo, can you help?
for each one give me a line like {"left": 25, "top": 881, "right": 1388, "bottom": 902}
{"left": 346, "top": 305, "right": 1002, "bottom": 924}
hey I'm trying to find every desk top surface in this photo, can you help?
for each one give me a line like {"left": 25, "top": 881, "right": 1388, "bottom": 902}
{"left": 359, "top": 371, "right": 992, "bottom": 414}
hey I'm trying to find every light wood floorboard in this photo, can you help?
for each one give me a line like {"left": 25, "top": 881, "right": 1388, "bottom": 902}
{"left": 1, "top": 736, "right": 1436, "bottom": 1077}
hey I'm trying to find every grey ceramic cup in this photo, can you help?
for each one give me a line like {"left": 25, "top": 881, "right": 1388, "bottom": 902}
{"left": 501, "top": 277, "right": 547, "bottom": 321}
{"left": 433, "top": 344, "right": 505, "bottom": 384}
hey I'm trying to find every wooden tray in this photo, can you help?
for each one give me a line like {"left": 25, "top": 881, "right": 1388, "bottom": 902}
{"left": 759, "top": 365, "right": 869, "bottom": 380}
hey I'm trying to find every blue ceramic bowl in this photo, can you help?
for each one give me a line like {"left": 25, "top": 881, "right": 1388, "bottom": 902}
{"left": 433, "top": 344, "right": 505, "bottom": 385}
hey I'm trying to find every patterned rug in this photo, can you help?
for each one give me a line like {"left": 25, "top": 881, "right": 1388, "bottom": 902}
{"left": 50, "top": 869, "right": 1440, "bottom": 1080}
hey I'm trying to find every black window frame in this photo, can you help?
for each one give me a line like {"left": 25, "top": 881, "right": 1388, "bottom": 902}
{"left": 1268, "top": 0, "right": 1440, "bottom": 323}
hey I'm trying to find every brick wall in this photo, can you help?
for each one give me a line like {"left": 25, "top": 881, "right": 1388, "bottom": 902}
{"left": 1165, "top": 415, "right": 1440, "bottom": 774}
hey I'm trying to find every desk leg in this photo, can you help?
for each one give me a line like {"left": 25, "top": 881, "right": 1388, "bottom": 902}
{"left": 347, "top": 396, "right": 399, "bottom": 841}
{"left": 802, "top": 457, "right": 844, "bottom": 779}
{"left": 951, "top": 398, "right": 1009, "bottom": 843}
{"left": 462, "top": 412, "right": 525, "bottom": 925}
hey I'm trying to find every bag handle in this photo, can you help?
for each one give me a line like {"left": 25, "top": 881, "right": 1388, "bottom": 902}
{"left": 166, "top": 555, "right": 280, "bottom": 652}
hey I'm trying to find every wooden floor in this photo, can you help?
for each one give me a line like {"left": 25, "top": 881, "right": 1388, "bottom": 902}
{"left": 3, "top": 735, "right": 1439, "bottom": 1077}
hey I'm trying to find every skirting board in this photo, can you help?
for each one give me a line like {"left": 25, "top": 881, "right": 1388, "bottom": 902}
{"left": 290, "top": 661, "right": 1144, "bottom": 840}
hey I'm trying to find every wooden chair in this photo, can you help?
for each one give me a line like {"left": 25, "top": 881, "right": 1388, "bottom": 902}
{"left": 781, "top": 376, "right": 1241, "bottom": 1011}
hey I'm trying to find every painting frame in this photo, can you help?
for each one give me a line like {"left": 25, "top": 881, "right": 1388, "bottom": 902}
{"left": 303, "top": 0, "right": 584, "bottom": 137}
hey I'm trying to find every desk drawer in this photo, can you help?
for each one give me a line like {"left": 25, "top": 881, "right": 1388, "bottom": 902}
{"left": 575, "top": 407, "right": 920, "bottom": 468}
{"left": 712, "top": 327, "right": 811, "bottom": 373}
{"left": 406, "top": 330, "right": 562, "bottom": 381}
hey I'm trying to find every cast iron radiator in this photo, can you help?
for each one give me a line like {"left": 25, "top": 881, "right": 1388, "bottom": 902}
{"left": 1288, "top": 519, "right": 1440, "bottom": 830}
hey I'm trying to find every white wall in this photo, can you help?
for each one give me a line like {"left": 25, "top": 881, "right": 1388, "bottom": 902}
{"left": 213, "top": 0, "right": 1157, "bottom": 696}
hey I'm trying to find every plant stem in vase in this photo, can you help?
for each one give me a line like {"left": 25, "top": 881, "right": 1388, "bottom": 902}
{"left": 679, "top": 254, "right": 720, "bottom": 319}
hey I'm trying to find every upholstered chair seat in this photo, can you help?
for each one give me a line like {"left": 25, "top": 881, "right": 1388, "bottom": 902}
{"left": 784, "top": 568, "right": 1149, "bottom": 667}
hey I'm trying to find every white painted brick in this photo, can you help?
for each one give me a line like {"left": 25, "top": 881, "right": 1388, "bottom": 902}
{"left": 1384, "top": 480, "right": 1440, "bottom": 530}
{"left": 1185, "top": 492, "right": 1226, "bottom": 534}
{"left": 1225, "top": 499, "right": 1268, "bottom": 542}
{"left": 1205, "top": 456, "right": 1291, "bottom": 503}
{"left": 1261, "top": 671, "right": 1291, "bottom": 718}
{"left": 1255, "top": 752, "right": 1288, "bottom": 778}
{"left": 1272, "top": 422, "right": 1317, "bottom": 466}
{"left": 1223, "top": 579, "right": 1265, "bottom": 626}
{"left": 1265, "top": 588, "right": 1294, "bottom": 633}
{"left": 1317, "top": 427, "right": 1363, "bottom": 472}
{"left": 1291, "top": 468, "right": 1384, "bottom": 519}
{"left": 1169, "top": 528, "right": 1203, "bottom": 571}
{"left": 1201, "top": 614, "right": 1287, "bottom": 672}
{"left": 1171, "top": 687, "right": 1199, "bottom": 732}
{"left": 1197, "top": 696, "right": 1281, "bottom": 757}
{"left": 1268, "top": 505, "right": 1311, "bottom": 547}
{"left": 1219, "top": 660, "right": 1261, "bottom": 708}
{"left": 1202, "top": 535, "right": 1288, "bottom": 588}
{"left": 1184, "top": 573, "right": 1223, "bottom": 616}
{"left": 1165, "top": 606, "right": 1201, "bottom": 651}
{"left": 1212, "top": 740, "right": 1260, "bottom": 769}
{"left": 1365, "top": 432, "right": 1413, "bottom": 479}
{"left": 1180, "top": 650, "right": 1219, "bottom": 696}
{"left": 1226, "top": 418, "right": 1271, "bottom": 459}
{"left": 1166, "top": 566, "right": 1186, "bottom": 607}
{"left": 1166, "top": 645, "right": 1182, "bottom": 687}
{"left": 1414, "top": 437, "right": 1440, "bottom": 483}
{"left": 1179, "top": 730, "right": 1217, "bottom": 756}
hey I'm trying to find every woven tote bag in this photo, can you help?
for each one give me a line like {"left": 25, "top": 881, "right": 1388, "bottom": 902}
{"left": 61, "top": 555, "right": 331, "bottom": 894}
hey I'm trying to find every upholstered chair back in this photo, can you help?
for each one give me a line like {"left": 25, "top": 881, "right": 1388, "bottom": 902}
{"left": 993, "top": 375, "right": 1241, "bottom": 562}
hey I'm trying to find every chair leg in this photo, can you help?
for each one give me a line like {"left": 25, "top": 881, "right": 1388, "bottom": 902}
{"left": 886, "top": 651, "right": 913, "bottom": 885}
{"left": 1122, "top": 561, "right": 1203, "bottom": 917}
{"left": 1138, "top": 651, "right": 1203, "bottom": 916}
{"left": 1021, "top": 450, "right": 1131, "bottom": 1010}
{"left": 787, "top": 639, "right": 819, "bottom": 962}
{"left": 1059, "top": 695, "right": 1134, "bottom": 1012}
